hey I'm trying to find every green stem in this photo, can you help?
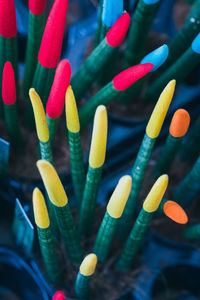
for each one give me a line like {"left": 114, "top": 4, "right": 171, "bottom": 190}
{"left": 46, "top": 115, "right": 59, "bottom": 145}
{"left": 93, "top": 0, "right": 104, "bottom": 47}
{"left": 39, "top": 140, "right": 53, "bottom": 164}
{"left": 184, "top": 223, "right": 200, "bottom": 240}
{"left": 75, "top": 272, "right": 91, "bottom": 299}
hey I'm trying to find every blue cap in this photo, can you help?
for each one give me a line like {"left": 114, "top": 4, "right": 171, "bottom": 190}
{"left": 102, "top": 0, "right": 124, "bottom": 27}
{"left": 192, "top": 33, "right": 200, "bottom": 54}
{"left": 140, "top": 44, "right": 169, "bottom": 72}
{"left": 143, "top": 0, "right": 160, "bottom": 4}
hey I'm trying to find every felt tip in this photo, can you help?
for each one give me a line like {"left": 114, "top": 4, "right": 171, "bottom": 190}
{"left": 192, "top": 33, "right": 200, "bottom": 54}
{"left": 33, "top": 188, "right": 50, "bottom": 229}
{"left": 52, "top": 291, "right": 66, "bottom": 300}
{"left": 37, "top": 160, "right": 68, "bottom": 207}
{"left": 2, "top": 62, "right": 16, "bottom": 105}
{"left": 102, "top": 0, "right": 124, "bottom": 27}
{"left": 0, "top": 0, "right": 17, "bottom": 38}
{"left": 46, "top": 59, "right": 71, "bottom": 119}
{"left": 106, "top": 12, "right": 130, "bottom": 47}
{"left": 65, "top": 86, "right": 80, "bottom": 133}
{"left": 146, "top": 80, "right": 176, "bottom": 139}
{"left": 80, "top": 254, "right": 97, "bottom": 276}
{"left": 143, "top": 175, "right": 168, "bottom": 213}
{"left": 112, "top": 63, "right": 153, "bottom": 91}
{"left": 29, "top": 0, "right": 47, "bottom": 15}
{"left": 143, "top": 0, "right": 160, "bottom": 4}
{"left": 107, "top": 175, "right": 132, "bottom": 218}
{"left": 163, "top": 201, "right": 188, "bottom": 224}
{"left": 29, "top": 88, "right": 49, "bottom": 143}
{"left": 38, "top": 0, "right": 69, "bottom": 68}
{"left": 140, "top": 44, "right": 169, "bottom": 72}
{"left": 89, "top": 106, "right": 108, "bottom": 168}
{"left": 169, "top": 109, "right": 190, "bottom": 138}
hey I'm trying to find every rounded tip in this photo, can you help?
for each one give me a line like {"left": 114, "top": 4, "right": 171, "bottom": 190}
{"left": 107, "top": 175, "right": 132, "bottom": 218}
{"left": 143, "top": 175, "right": 168, "bottom": 213}
{"left": 65, "top": 85, "right": 80, "bottom": 133}
{"left": 113, "top": 63, "right": 153, "bottom": 91}
{"left": 52, "top": 291, "right": 66, "bottom": 300}
{"left": 29, "top": 0, "right": 47, "bottom": 15}
{"left": 0, "top": 0, "right": 17, "bottom": 38}
{"left": 163, "top": 201, "right": 188, "bottom": 224}
{"left": 2, "top": 61, "right": 16, "bottom": 105}
{"left": 32, "top": 188, "right": 50, "bottom": 229}
{"left": 169, "top": 109, "right": 190, "bottom": 137}
{"left": 143, "top": 0, "right": 160, "bottom": 4}
{"left": 106, "top": 12, "right": 130, "bottom": 47}
{"left": 192, "top": 32, "right": 200, "bottom": 54}
{"left": 102, "top": 0, "right": 124, "bottom": 27}
{"left": 140, "top": 44, "right": 169, "bottom": 72}
{"left": 80, "top": 254, "right": 97, "bottom": 276}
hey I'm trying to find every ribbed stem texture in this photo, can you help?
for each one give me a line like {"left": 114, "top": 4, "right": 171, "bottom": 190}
{"left": 75, "top": 272, "right": 91, "bottom": 299}
{"left": 46, "top": 115, "right": 59, "bottom": 145}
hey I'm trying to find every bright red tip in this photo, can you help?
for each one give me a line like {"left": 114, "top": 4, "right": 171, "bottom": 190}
{"left": 2, "top": 62, "right": 16, "bottom": 105}
{"left": 0, "top": 0, "right": 17, "bottom": 38}
{"left": 106, "top": 12, "right": 130, "bottom": 47}
{"left": 38, "top": 0, "right": 68, "bottom": 68}
{"left": 113, "top": 63, "right": 153, "bottom": 91}
{"left": 52, "top": 291, "right": 66, "bottom": 300}
{"left": 46, "top": 59, "right": 71, "bottom": 119}
{"left": 29, "top": 0, "right": 47, "bottom": 15}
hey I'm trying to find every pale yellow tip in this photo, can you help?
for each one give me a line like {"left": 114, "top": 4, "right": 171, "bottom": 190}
{"left": 107, "top": 175, "right": 132, "bottom": 218}
{"left": 146, "top": 80, "right": 176, "bottom": 139}
{"left": 36, "top": 160, "right": 68, "bottom": 207}
{"left": 29, "top": 88, "right": 49, "bottom": 142}
{"left": 32, "top": 188, "right": 50, "bottom": 229}
{"left": 65, "top": 86, "right": 80, "bottom": 133}
{"left": 89, "top": 106, "right": 108, "bottom": 168}
{"left": 80, "top": 254, "right": 97, "bottom": 276}
{"left": 143, "top": 174, "right": 168, "bottom": 213}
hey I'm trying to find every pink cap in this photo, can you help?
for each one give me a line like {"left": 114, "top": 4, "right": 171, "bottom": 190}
{"left": 113, "top": 63, "right": 154, "bottom": 91}
{"left": 29, "top": 0, "right": 47, "bottom": 15}
{"left": 46, "top": 59, "right": 71, "bottom": 119}
{"left": 38, "top": 0, "right": 68, "bottom": 68}
{"left": 52, "top": 291, "right": 66, "bottom": 300}
{"left": 2, "top": 62, "right": 16, "bottom": 105}
{"left": 106, "top": 12, "right": 130, "bottom": 47}
{"left": 0, "top": 0, "right": 17, "bottom": 38}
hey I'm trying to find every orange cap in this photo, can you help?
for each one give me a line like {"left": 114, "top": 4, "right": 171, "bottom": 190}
{"left": 169, "top": 109, "right": 190, "bottom": 138}
{"left": 163, "top": 200, "right": 188, "bottom": 224}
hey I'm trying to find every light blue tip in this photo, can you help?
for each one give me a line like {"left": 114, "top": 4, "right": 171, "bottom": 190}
{"left": 140, "top": 44, "right": 169, "bottom": 72}
{"left": 143, "top": 0, "right": 161, "bottom": 4}
{"left": 192, "top": 33, "right": 200, "bottom": 54}
{"left": 102, "top": 0, "right": 124, "bottom": 27}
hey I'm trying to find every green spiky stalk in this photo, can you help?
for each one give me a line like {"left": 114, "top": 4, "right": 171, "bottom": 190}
{"left": 75, "top": 272, "right": 91, "bottom": 299}
{"left": 78, "top": 166, "right": 102, "bottom": 237}
{"left": 39, "top": 140, "right": 53, "bottom": 163}
{"left": 116, "top": 208, "right": 152, "bottom": 270}
{"left": 184, "top": 223, "right": 200, "bottom": 240}
{"left": 68, "top": 130, "right": 86, "bottom": 211}
{"left": 46, "top": 115, "right": 59, "bottom": 145}
{"left": 124, "top": 0, "right": 161, "bottom": 68}
{"left": 37, "top": 226, "right": 61, "bottom": 284}
{"left": 118, "top": 134, "right": 155, "bottom": 241}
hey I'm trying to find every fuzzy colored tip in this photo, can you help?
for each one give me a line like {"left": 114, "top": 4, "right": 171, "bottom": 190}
{"left": 163, "top": 201, "right": 188, "bottom": 224}
{"left": 2, "top": 62, "right": 16, "bottom": 105}
{"left": 29, "top": 0, "right": 47, "bottom": 15}
{"left": 46, "top": 59, "right": 71, "bottom": 119}
{"left": 32, "top": 188, "right": 50, "bottom": 229}
{"left": 65, "top": 86, "right": 80, "bottom": 133}
{"left": 89, "top": 106, "right": 108, "bottom": 168}
{"left": 140, "top": 44, "right": 169, "bottom": 72}
{"left": 52, "top": 291, "right": 66, "bottom": 300}
{"left": 80, "top": 254, "right": 97, "bottom": 276}
{"left": 102, "top": 0, "right": 124, "bottom": 27}
{"left": 38, "top": 0, "right": 69, "bottom": 68}
{"left": 29, "top": 88, "right": 49, "bottom": 142}
{"left": 192, "top": 33, "right": 200, "bottom": 54}
{"left": 146, "top": 80, "right": 176, "bottom": 139}
{"left": 37, "top": 160, "right": 68, "bottom": 207}
{"left": 169, "top": 109, "right": 190, "bottom": 138}
{"left": 0, "top": 0, "right": 17, "bottom": 38}
{"left": 143, "top": 0, "right": 160, "bottom": 4}
{"left": 143, "top": 175, "right": 168, "bottom": 213}
{"left": 106, "top": 12, "right": 130, "bottom": 47}
{"left": 113, "top": 63, "right": 153, "bottom": 91}
{"left": 107, "top": 175, "right": 132, "bottom": 218}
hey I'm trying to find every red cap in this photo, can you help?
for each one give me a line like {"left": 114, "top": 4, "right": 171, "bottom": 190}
{"left": 0, "top": 0, "right": 17, "bottom": 38}
{"left": 38, "top": 0, "right": 68, "bottom": 68}
{"left": 29, "top": 0, "right": 47, "bottom": 15}
{"left": 2, "top": 62, "right": 16, "bottom": 105}
{"left": 46, "top": 59, "right": 71, "bottom": 119}
{"left": 113, "top": 63, "right": 153, "bottom": 91}
{"left": 106, "top": 12, "right": 130, "bottom": 47}
{"left": 52, "top": 291, "right": 66, "bottom": 300}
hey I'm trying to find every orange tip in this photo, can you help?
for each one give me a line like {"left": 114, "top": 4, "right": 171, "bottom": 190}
{"left": 163, "top": 200, "right": 188, "bottom": 224}
{"left": 169, "top": 109, "right": 190, "bottom": 138}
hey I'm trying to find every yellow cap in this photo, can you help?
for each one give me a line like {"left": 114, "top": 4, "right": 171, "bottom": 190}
{"left": 32, "top": 188, "right": 50, "bottom": 229}
{"left": 65, "top": 86, "right": 80, "bottom": 133}
{"left": 89, "top": 106, "right": 107, "bottom": 168}
{"left": 29, "top": 88, "right": 49, "bottom": 143}
{"left": 143, "top": 174, "right": 168, "bottom": 213}
{"left": 107, "top": 175, "right": 132, "bottom": 218}
{"left": 146, "top": 80, "right": 176, "bottom": 138}
{"left": 37, "top": 160, "right": 68, "bottom": 207}
{"left": 80, "top": 254, "right": 97, "bottom": 276}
